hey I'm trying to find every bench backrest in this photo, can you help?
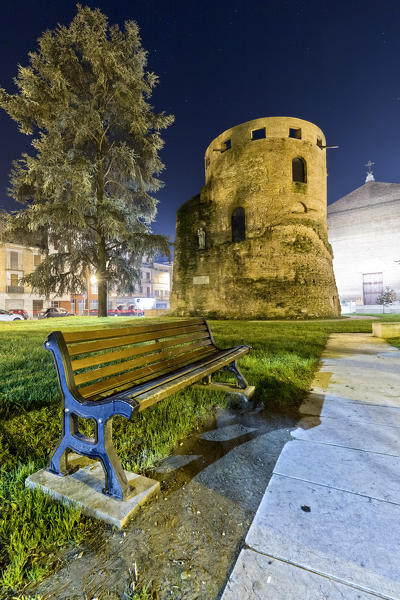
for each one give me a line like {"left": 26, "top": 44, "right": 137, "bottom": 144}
{"left": 51, "top": 318, "right": 217, "bottom": 401}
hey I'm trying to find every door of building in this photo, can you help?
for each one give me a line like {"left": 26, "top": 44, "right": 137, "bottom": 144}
{"left": 32, "top": 300, "right": 43, "bottom": 318}
{"left": 362, "top": 272, "right": 383, "bottom": 305}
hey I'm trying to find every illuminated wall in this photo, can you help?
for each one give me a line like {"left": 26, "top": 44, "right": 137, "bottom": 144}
{"left": 328, "top": 181, "right": 400, "bottom": 305}
{"left": 171, "top": 116, "right": 340, "bottom": 319}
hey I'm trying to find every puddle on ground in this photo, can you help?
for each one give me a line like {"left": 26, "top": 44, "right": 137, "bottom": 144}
{"left": 32, "top": 402, "right": 299, "bottom": 600}
{"left": 313, "top": 370, "right": 334, "bottom": 390}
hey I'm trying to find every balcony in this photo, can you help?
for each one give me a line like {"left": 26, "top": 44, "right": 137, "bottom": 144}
{"left": 6, "top": 285, "right": 25, "bottom": 294}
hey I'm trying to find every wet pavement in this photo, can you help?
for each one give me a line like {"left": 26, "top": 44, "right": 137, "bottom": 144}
{"left": 31, "top": 403, "right": 298, "bottom": 599}
{"left": 222, "top": 333, "right": 400, "bottom": 600}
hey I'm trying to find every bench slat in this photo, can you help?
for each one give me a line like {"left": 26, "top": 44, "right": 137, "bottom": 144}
{"left": 79, "top": 346, "right": 217, "bottom": 399}
{"left": 67, "top": 323, "right": 208, "bottom": 356}
{"left": 137, "top": 346, "right": 249, "bottom": 411}
{"left": 62, "top": 318, "right": 204, "bottom": 343}
{"left": 74, "top": 339, "right": 213, "bottom": 385}
{"left": 70, "top": 330, "right": 211, "bottom": 371}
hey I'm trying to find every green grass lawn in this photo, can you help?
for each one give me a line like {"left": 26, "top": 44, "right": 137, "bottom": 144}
{"left": 0, "top": 314, "right": 392, "bottom": 594}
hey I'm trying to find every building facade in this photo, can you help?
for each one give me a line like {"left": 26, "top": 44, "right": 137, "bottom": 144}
{"left": 0, "top": 241, "right": 173, "bottom": 316}
{"left": 71, "top": 259, "right": 173, "bottom": 314}
{"left": 171, "top": 116, "right": 340, "bottom": 319}
{"left": 327, "top": 175, "right": 400, "bottom": 311}
{"left": 0, "top": 241, "right": 69, "bottom": 316}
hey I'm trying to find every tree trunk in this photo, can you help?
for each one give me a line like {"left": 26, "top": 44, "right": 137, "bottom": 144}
{"left": 96, "top": 154, "right": 108, "bottom": 317}
{"left": 98, "top": 278, "right": 107, "bottom": 316}
{"left": 97, "top": 233, "right": 108, "bottom": 317}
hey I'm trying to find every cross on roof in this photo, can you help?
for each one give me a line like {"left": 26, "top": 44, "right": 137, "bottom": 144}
{"left": 365, "top": 160, "right": 375, "bottom": 172}
{"left": 364, "top": 160, "right": 375, "bottom": 183}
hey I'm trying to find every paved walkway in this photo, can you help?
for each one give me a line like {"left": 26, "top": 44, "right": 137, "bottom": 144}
{"left": 221, "top": 333, "right": 400, "bottom": 600}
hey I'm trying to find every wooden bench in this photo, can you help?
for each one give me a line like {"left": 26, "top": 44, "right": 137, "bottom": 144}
{"left": 45, "top": 317, "right": 252, "bottom": 500}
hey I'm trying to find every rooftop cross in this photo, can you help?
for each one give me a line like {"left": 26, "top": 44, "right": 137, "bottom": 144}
{"left": 365, "top": 160, "right": 375, "bottom": 183}
{"left": 365, "top": 160, "right": 375, "bottom": 171}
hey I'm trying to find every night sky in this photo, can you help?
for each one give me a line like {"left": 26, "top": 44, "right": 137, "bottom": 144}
{"left": 1, "top": 0, "right": 400, "bottom": 243}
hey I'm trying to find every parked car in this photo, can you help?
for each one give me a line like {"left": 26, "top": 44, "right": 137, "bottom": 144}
{"left": 8, "top": 308, "right": 29, "bottom": 320}
{"left": 128, "top": 303, "right": 145, "bottom": 316}
{"left": 0, "top": 309, "right": 24, "bottom": 321}
{"left": 38, "top": 307, "right": 74, "bottom": 319}
{"left": 112, "top": 303, "right": 144, "bottom": 317}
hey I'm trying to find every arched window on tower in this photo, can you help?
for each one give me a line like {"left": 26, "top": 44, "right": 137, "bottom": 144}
{"left": 292, "top": 157, "right": 307, "bottom": 183}
{"left": 232, "top": 207, "right": 246, "bottom": 242}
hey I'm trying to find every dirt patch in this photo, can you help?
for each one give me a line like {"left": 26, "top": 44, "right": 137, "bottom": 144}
{"left": 31, "top": 403, "right": 299, "bottom": 600}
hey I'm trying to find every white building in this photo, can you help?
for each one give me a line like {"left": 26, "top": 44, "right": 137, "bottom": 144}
{"left": 109, "top": 259, "right": 173, "bottom": 312}
{"left": 327, "top": 167, "right": 400, "bottom": 313}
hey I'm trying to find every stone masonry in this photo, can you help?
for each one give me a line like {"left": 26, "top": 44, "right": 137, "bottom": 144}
{"left": 171, "top": 116, "right": 340, "bottom": 319}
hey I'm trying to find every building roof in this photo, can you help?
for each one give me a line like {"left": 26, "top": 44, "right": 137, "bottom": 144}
{"left": 328, "top": 181, "right": 400, "bottom": 214}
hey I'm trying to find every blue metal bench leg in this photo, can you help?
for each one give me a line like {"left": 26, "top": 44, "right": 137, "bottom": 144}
{"left": 98, "top": 419, "right": 131, "bottom": 499}
{"left": 223, "top": 360, "right": 248, "bottom": 389}
{"left": 48, "top": 405, "right": 131, "bottom": 500}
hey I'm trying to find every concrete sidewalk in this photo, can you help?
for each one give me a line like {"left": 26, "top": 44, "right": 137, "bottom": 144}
{"left": 221, "top": 333, "right": 400, "bottom": 600}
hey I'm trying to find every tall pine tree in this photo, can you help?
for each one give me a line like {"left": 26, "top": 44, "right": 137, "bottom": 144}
{"left": 0, "top": 5, "right": 173, "bottom": 316}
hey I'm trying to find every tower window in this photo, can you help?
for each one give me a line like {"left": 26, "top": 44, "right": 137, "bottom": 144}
{"left": 251, "top": 128, "right": 266, "bottom": 140}
{"left": 289, "top": 128, "right": 302, "bottom": 139}
{"left": 232, "top": 207, "right": 246, "bottom": 242}
{"left": 292, "top": 157, "right": 307, "bottom": 183}
{"left": 317, "top": 138, "right": 323, "bottom": 148}
{"left": 224, "top": 139, "right": 231, "bottom": 150}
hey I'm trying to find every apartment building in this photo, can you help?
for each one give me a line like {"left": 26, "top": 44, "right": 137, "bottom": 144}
{"left": 0, "top": 241, "right": 70, "bottom": 317}
{"left": 71, "top": 260, "right": 173, "bottom": 314}
{"left": 152, "top": 261, "right": 173, "bottom": 309}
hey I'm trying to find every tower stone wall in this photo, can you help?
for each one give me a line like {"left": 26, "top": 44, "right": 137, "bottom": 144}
{"left": 171, "top": 116, "right": 340, "bottom": 319}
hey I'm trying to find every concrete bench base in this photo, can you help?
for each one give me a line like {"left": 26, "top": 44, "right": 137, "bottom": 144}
{"left": 372, "top": 322, "right": 400, "bottom": 338}
{"left": 25, "top": 459, "right": 160, "bottom": 529}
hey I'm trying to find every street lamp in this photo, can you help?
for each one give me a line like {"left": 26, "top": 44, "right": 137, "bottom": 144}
{"left": 88, "top": 274, "right": 97, "bottom": 316}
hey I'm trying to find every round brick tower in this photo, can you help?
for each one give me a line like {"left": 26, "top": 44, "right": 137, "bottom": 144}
{"left": 171, "top": 116, "right": 340, "bottom": 319}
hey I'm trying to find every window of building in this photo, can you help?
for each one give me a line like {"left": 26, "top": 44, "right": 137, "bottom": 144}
{"left": 292, "top": 157, "right": 307, "bottom": 183}
{"left": 155, "top": 290, "right": 159, "bottom": 297}
{"left": 146, "top": 287, "right": 150, "bottom": 297}
{"left": 51, "top": 300, "right": 60, "bottom": 308}
{"left": 232, "top": 207, "right": 246, "bottom": 242}
{"left": 224, "top": 139, "right": 231, "bottom": 150}
{"left": 33, "top": 254, "right": 41, "bottom": 267}
{"left": 9, "top": 251, "right": 19, "bottom": 269}
{"left": 90, "top": 300, "right": 98, "bottom": 310}
{"left": 146, "top": 272, "right": 150, "bottom": 281}
{"left": 289, "top": 128, "right": 302, "bottom": 139}
{"left": 206, "top": 157, "right": 210, "bottom": 169}
{"left": 10, "top": 273, "right": 19, "bottom": 286}
{"left": 317, "top": 138, "right": 323, "bottom": 148}
{"left": 251, "top": 128, "right": 266, "bottom": 140}
{"left": 5, "top": 299, "right": 24, "bottom": 310}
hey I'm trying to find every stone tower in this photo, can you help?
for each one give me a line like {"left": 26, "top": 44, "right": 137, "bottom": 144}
{"left": 171, "top": 116, "right": 340, "bottom": 319}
